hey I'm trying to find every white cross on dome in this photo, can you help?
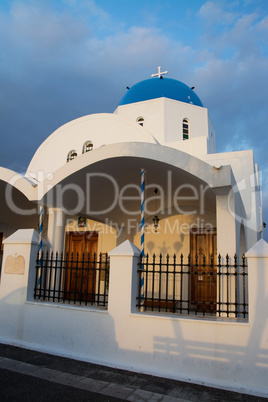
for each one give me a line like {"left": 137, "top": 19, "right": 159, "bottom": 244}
{"left": 151, "top": 66, "right": 168, "bottom": 78}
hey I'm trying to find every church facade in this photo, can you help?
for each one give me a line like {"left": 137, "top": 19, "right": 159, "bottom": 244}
{"left": 0, "top": 69, "right": 262, "bottom": 264}
{"left": 1, "top": 69, "right": 268, "bottom": 396}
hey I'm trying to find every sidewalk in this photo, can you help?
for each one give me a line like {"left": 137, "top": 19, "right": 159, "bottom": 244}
{"left": 0, "top": 343, "right": 266, "bottom": 401}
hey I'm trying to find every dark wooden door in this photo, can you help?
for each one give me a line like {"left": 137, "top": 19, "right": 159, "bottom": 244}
{"left": 190, "top": 230, "right": 217, "bottom": 312}
{"left": 65, "top": 232, "right": 98, "bottom": 300}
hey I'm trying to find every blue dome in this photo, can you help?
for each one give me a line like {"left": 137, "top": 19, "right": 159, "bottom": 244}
{"left": 118, "top": 77, "right": 203, "bottom": 107}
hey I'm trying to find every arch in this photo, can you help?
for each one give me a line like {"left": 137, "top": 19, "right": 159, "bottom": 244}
{"left": 183, "top": 118, "right": 190, "bottom": 140}
{"left": 26, "top": 113, "right": 157, "bottom": 177}
{"left": 137, "top": 117, "right": 144, "bottom": 127}
{"left": 39, "top": 142, "right": 230, "bottom": 203}
{"left": 82, "top": 141, "right": 93, "bottom": 153}
{"left": 67, "top": 150, "right": 77, "bottom": 162}
{"left": 38, "top": 143, "right": 220, "bottom": 235}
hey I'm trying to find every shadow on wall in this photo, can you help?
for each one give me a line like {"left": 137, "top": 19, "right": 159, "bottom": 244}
{"left": 151, "top": 259, "right": 268, "bottom": 393}
{"left": 146, "top": 235, "right": 184, "bottom": 257}
{"left": 0, "top": 240, "right": 268, "bottom": 398}
{"left": 0, "top": 287, "right": 119, "bottom": 363}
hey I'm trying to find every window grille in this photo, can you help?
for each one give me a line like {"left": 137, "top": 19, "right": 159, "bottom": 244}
{"left": 34, "top": 252, "right": 110, "bottom": 309}
{"left": 183, "top": 119, "right": 189, "bottom": 140}
{"left": 67, "top": 150, "right": 78, "bottom": 162}
{"left": 137, "top": 253, "right": 248, "bottom": 318}
{"left": 82, "top": 141, "right": 93, "bottom": 153}
{"left": 137, "top": 117, "right": 144, "bottom": 127}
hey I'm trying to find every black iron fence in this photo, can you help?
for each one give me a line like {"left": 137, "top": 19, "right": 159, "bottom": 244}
{"left": 34, "top": 252, "right": 110, "bottom": 308}
{"left": 137, "top": 253, "right": 248, "bottom": 318}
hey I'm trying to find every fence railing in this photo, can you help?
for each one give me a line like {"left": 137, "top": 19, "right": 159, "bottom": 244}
{"left": 34, "top": 252, "right": 110, "bottom": 308}
{"left": 137, "top": 253, "right": 248, "bottom": 318}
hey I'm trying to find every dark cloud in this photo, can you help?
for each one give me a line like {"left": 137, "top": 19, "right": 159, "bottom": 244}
{"left": 0, "top": 0, "right": 267, "bottom": 238}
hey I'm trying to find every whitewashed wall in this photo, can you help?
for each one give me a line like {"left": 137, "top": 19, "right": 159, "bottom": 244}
{"left": 0, "top": 231, "right": 267, "bottom": 398}
{"left": 116, "top": 97, "right": 213, "bottom": 155}
{"left": 26, "top": 114, "right": 156, "bottom": 178}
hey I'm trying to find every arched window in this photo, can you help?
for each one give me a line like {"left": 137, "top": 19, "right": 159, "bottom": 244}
{"left": 82, "top": 140, "right": 93, "bottom": 153}
{"left": 137, "top": 117, "right": 144, "bottom": 127}
{"left": 183, "top": 118, "right": 190, "bottom": 140}
{"left": 67, "top": 150, "right": 77, "bottom": 162}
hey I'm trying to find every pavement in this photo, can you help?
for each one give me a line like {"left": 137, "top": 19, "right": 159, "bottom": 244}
{"left": 0, "top": 343, "right": 266, "bottom": 401}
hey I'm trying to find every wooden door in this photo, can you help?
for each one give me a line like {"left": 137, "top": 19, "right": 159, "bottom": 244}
{"left": 190, "top": 230, "right": 217, "bottom": 312}
{"left": 65, "top": 232, "right": 98, "bottom": 301}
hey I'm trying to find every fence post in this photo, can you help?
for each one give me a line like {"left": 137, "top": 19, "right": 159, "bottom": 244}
{"left": 108, "top": 240, "right": 140, "bottom": 317}
{"left": 243, "top": 238, "right": 268, "bottom": 391}
{"left": 0, "top": 229, "right": 39, "bottom": 300}
{"left": 0, "top": 229, "right": 39, "bottom": 342}
{"left": 245, "top": 238, "right": 268, "bottom": 324}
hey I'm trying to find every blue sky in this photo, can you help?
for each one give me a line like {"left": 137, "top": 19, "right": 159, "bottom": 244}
{"left": 0, "top": 0, "right": 268, "bottom": 239}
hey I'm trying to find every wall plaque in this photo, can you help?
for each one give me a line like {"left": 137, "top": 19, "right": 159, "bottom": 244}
{"left": 4, "top": 255, "right": 25, "bottom": 275}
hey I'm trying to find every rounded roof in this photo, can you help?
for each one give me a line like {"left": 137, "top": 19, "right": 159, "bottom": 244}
{"left": 118, "top": 77, "right": 204, "bottom": 107}
{"left": 26, "top": 113, "right": 157, "bottom": 177}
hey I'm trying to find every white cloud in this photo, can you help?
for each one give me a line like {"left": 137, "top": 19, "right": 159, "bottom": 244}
{"left": 197, "top": 1, "right": 238, "bottom": 26}
{"left": 257, "top": 14, "right": 268, "bottom": 31}
{"left": 0, "top": 0, "right": 267, "bottom": 234}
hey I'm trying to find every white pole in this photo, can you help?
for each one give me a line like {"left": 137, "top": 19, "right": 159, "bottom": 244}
{"left": 38, "top": 204, "right": 43, "bottom": 260}
{"left": 140, "top": 169, "right": 145, "bottom": 305}
{"left": 38, "top": 204, "right": 44, "bottom": 287}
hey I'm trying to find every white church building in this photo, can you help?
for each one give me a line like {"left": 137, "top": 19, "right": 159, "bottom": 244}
{"left": 0, "top": 68, "right": 262, "bottom": 260}
{"left": 0, "top": 68, "right": 267, "bottom": 397}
